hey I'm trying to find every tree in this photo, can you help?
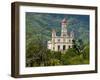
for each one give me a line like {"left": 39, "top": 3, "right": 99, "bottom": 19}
{"left": 26, "top": 35, "right": 48, "bottom": 67}
{"left": 72, "top": 39, "right": 85, "bottom": 55}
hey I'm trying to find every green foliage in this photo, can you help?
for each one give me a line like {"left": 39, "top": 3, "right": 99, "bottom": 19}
{"left": 48, "top": 59, "right": 61, "bottom": 66}
{"left": 26, "top": 39, "right": 89, "bottom": 67}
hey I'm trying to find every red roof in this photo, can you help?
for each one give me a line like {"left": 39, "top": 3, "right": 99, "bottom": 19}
{"left": 61, "top": 18, "right": 67, "bottom": 23}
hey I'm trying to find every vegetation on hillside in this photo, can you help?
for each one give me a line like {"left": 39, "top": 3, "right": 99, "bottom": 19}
{"left": 26, "top": 38, "right": 89, "bottom": 67}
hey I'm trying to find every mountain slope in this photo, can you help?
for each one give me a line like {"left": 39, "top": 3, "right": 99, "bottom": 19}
{"left": 26, "top": 12, "right": 89, "bottom": 45}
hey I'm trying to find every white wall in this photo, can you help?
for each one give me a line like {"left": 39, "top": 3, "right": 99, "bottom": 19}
{"left": 0, "top": 0, "right": 100, "bottom": 80}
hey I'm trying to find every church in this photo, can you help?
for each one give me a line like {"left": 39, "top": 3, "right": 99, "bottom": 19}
{"left": 47, "top": 18, "right": 74, "bottom": 52}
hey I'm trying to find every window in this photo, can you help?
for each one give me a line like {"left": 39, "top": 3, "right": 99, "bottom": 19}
{"left": 53, "top": 47, "right": 55, "bottom": 50}
{"left": 63, "top": 45, "right": 66, "bottom": 50}
{"left": 69, "top": 45, "right": 70, "bottom": 48}
{"left": 58, "top": 45, "right": 60, "bottom": 51}
{"left": 63, "top": 34, "right": 66, "bottom": 36}
{"left": 58, "top": 39, "right": 60, "bottom": 42}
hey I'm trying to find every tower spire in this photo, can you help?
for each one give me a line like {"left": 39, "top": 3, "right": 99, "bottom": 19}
{"left": 52, "top": 29, "right": 56, "bottom": 37}
{"left": 61, "top": 18, "right": 67, "bottom": 37}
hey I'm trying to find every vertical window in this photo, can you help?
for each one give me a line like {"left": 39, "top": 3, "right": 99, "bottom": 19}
{"left": 53, "top": 47, "right": 55, "bottom": 50}
{"left": 63, "top": 45, "right": 66, "bottom": 50}
{"left": 58, "top": 45, "right": 60, "bottom": 51}
{"left": 69, "top": 45, "right": 70, "bottom": 48}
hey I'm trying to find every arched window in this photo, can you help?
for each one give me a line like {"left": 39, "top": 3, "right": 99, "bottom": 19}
{"left": 69, "top": 45, "right": 70, "bottom": 48}
{"left": 63, "top": 45, "right": 66, "bottom": 50}
{"left": 58, "top": 45, "right": 60, "bottom": 51}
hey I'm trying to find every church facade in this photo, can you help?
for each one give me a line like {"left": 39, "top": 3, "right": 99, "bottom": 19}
{"left": 47, "top": 18, "right": 74, "bottom": 52}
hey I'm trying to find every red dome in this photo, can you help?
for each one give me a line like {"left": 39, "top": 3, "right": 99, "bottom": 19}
{"left": 61, "top": 18, "right": 67, "bottom": 23}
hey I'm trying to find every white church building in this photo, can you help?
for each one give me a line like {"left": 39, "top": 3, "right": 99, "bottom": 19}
{"left": 47, "top": 18, "right": 74, "bottom": 52}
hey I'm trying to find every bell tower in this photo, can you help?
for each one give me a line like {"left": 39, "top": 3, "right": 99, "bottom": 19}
{"left": 52, "top": 29, "right": 56, "bottom": 50}
{"left": 61, "top": 18, "right": 67, "bottom": 37}
{"left": 52, "top": 29, "right": 56, "bottom": 38}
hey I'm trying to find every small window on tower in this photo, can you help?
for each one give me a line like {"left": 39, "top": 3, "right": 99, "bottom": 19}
{"left": 58, "top": 39, "right": 60, "bottom": 42}
{"left": 63, "top": 34, "right": 66, "bottom": 36}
